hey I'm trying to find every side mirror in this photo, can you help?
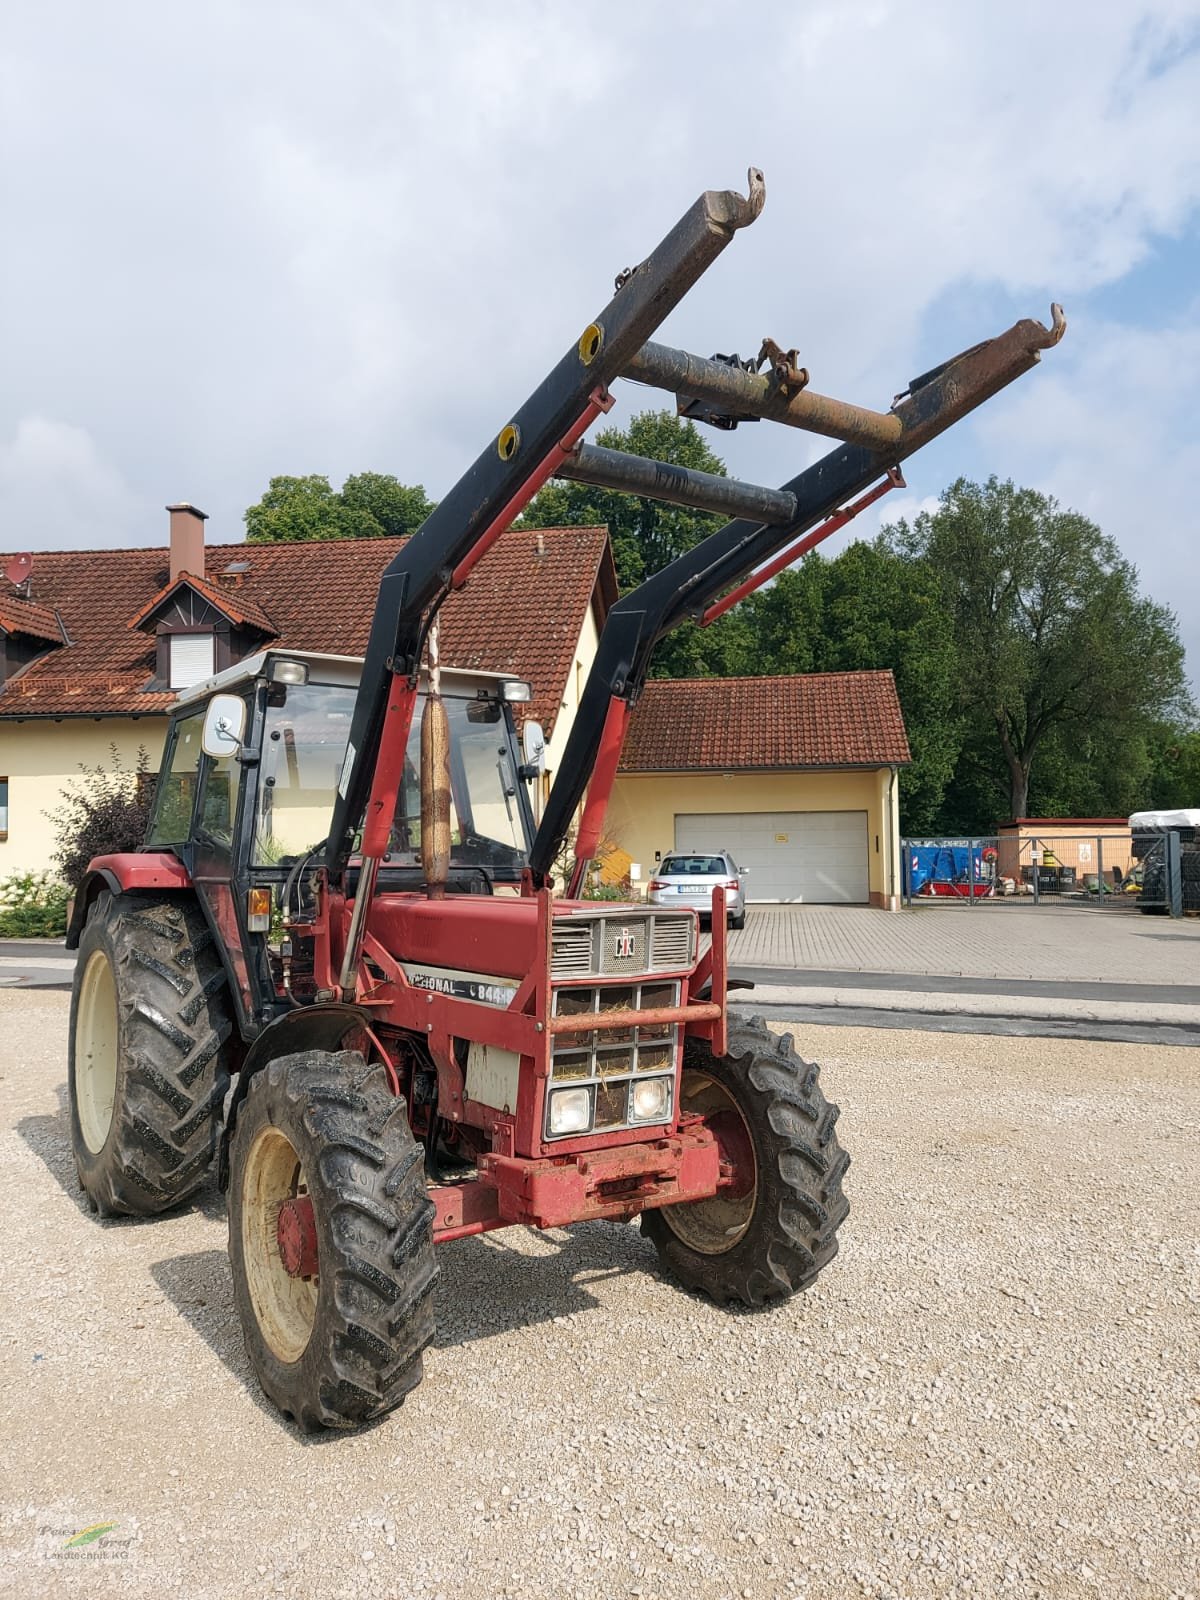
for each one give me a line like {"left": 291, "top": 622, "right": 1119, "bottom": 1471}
{"left": 202, "top": 693, "right": 246, "bottom": 759}
{"left": 520, "top": 719, "right": 546, "bottom": 777}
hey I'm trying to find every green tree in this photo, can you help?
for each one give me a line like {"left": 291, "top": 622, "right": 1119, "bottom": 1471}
{"left": 805, "top": 539, "right": 962, "bottom": 834}
{"left": 707, "top": 542, "right": 961, "bottom": 834}
{"left": 1144, "top": 722, "right": 1200, "bottom": 811}
{"left": 522, "top": 410, "right": 728, "bottom": 592}
{"left": 245, "top": 473, "right": 434, "bottom": 542}
{"left": 734, "top": 563, "right": 824, "bottom": 676}
{"left": 889, "top": 477, "right": 1191, "bottom": 821}
{"left": 340, "top": 472, "right": 435, "bottom": 538}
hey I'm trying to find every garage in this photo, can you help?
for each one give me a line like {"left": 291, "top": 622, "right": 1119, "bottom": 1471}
{"left": 608, "top": 671, "right": 910, "bottom": 910}
{"left": 675, "top": 809, "right": 870, "bottom": 904}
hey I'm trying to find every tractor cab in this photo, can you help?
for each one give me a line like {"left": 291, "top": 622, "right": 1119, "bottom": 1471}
{"left": 136, "top": 649, "right": 538, "bottom": 1030}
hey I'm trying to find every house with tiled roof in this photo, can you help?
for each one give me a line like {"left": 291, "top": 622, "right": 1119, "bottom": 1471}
{"left": 2, "top": 502, "right": 913, "bottom": 909}
{"left": 0, "top": 505, "right": 616, "bottom": 874}
{"left": 608, "top": 673, "right": 911, "bottom": 909}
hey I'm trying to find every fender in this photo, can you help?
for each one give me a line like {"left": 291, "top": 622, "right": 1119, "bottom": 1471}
{"left": 216, "top": 1001, "right": 370, "bottom": 1191}
{"left": 65, "top": 853, "right": 193, "bottom": 948}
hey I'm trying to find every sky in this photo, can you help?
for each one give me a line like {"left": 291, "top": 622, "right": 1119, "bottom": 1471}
{"left": 2, "top": 1, "right": 1199, "bottom": 689}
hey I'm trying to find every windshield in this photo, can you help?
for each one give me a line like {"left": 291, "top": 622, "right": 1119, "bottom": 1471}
{"left": 661, "top": 855, "right": 728, "bottom": 876}
{"left": 252, "top": 682, "right": 530, "bottom": 872}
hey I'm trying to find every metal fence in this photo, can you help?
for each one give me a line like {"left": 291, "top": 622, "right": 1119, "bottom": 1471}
{"left": 901, "top": 831, "right": 1186, "bottom": 915}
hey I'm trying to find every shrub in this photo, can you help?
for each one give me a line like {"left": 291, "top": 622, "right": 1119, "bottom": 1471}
{"left": 583, "top": 883, "right": 630, "bottom": 901}
{"left": 49, "top": 745, "right": 156, "bottom": 890}
{"left": 0, "top": 871, "right": 71, "bottom": 937}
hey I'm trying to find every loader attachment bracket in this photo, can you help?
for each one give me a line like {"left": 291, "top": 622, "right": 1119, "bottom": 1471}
{"left": 530, "top": 300, "right": 1066, "bottom": 884}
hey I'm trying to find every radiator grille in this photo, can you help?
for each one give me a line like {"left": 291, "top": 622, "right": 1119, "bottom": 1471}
{"left": 546, "top": 981, "right": 681, "bottom": 1140}
{"left": 650, "top": 916, "right": 694, "bottom": 971}
{"left": 551, "top": 922, "right": 593, "bottom": 978}
{"left": 550, "top": 910, "right": 696, "bottom": 979}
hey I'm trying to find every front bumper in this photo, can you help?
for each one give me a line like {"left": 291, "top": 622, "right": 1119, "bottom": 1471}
{"left": 429, "top": 1125, "right": 722, "bottom": 1239}
{"left": 648, "top": 889, "right": 743, "bottom": 916}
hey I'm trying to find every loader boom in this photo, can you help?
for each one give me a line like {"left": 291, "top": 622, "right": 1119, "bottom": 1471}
{"left": 326, "top": 169, "right": 766, "bottom": 884}
{"left": 531, "top": 303, "right": 1065, "bottom": 886}
{"left": 327, "top": 158, "right": 1062, "bottom": 945}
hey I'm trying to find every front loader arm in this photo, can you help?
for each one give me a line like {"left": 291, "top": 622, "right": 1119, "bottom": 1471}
{"left": 528, "top": 304, "right": 1066, "bottom": 887}
{"left": 325, "top": 169, "right": 766, "bottom": 885}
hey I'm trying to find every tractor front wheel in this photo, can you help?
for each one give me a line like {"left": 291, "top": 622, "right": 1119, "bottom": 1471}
{"left": 642, "top": 1016, "right": 849, "bottom": 1306}
{"left": 68, "top": 890, "right": 231, "bottom": 1216}
{"left": 227, "top": 1049, "right": 437, "bottom": 1431}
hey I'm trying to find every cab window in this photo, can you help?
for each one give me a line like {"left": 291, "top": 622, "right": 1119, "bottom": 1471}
{"left": 198, "top": 747, "right": 241, "bottom": 846}
{"left": 145, "top": 711, "right": 205, "bottom": 845}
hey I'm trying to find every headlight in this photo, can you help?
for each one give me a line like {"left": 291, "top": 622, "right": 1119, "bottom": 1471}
{"left": 629, "top": 1076, "right": 672, "bottom": 1123}
{"left": 548, "top": 1086, "right": 592, "bottom": 1136}
{"left": 268, "top": 657, "right": 309, "bottom": 685}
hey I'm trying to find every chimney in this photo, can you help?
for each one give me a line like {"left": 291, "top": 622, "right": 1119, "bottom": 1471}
{"left": 167, "top": 503, "right": 207, "bottom": 581}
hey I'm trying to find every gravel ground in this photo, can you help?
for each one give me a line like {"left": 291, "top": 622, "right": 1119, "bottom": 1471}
{"left": 1, "top": 988, "right": 1197, "bottom": 1600}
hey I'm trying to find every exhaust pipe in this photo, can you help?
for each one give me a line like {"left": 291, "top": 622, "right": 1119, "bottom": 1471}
{"left": 420, "top": 619, "right": 452, "bottom": 898}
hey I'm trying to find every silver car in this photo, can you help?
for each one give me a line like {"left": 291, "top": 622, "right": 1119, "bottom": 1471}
{"left": 647, "top": 850, "right": 747, "bottom": 929}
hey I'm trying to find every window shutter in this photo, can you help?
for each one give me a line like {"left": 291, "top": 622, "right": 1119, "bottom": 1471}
{"left": 169, "top": 633, "right": 215, "bottom": 689}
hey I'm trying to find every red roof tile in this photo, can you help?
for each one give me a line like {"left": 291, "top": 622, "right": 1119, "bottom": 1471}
{"left": 0, "top": 528, "right": 616, "bottom": 731}
{"left": 0, "top": 595, "right": 64, "bottom": 644}
{"left": 127, "top": 571, "right": 277, "bottom": 635}
{"left": 620, "top": 672, "right": 911, "bottom": 772}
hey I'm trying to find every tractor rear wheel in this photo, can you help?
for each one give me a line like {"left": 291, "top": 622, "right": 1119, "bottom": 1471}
{"left": 642, "top": 1016, "right": 849, "bottom": 1306}
{"left": 68, "top": 890, "right": 231, "bottom": 1216}
{"left": 227, "top": 1049, "right": 438, "bottom": 1432}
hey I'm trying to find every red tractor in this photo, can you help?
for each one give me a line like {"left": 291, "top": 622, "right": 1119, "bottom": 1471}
{"left": 65, "top": 169, "right": 1063, "bottom": 1430}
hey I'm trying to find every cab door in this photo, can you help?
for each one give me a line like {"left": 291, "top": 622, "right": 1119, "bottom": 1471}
{"left": 191, "top": 696, "right": 258, "bottom": 1031}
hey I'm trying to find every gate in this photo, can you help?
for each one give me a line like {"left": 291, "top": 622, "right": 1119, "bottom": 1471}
{"left": 901, "top": 831, "right": 1183, "bottom": 914}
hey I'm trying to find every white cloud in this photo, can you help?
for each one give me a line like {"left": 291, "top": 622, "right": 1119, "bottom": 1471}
{"left": 0, "top": 418, "right": 149, "bottom": 550}
{"left": 0, "top": 0, "right": 1197, "bottom": 690}
{"left": 971, "top": 308, "right": 1200, "bottom": 689}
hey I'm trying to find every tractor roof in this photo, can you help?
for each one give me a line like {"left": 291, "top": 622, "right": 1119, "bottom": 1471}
{"left": 173, "top": 648, "right": 528, "bottom": 708}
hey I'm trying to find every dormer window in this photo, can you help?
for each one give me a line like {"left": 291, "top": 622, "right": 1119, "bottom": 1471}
{"left": 0, "top": 596, "right": 64, "bottom": 687}
{"left": 169, "top": 632, "right": 216, "bottom": 689}
{"left": 127, "top": 571, "right": 276, "bottom": 694}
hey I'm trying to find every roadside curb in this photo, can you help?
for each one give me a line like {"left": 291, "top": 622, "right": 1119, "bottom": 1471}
{"left": 738, "top": 981, "right": 1200, "bottom": 1028}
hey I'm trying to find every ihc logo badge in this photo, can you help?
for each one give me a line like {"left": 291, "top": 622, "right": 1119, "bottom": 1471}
{"left": 614, "top": 927, "right": 636, "bottom": 960}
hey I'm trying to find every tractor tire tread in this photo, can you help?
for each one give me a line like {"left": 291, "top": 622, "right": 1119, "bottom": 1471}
{"left": 69, "top": 891, "right": 231, "bottom": 1217}
{"left": 641, "top": 1015, "right": 849, "bottom": 1308}
{"left": 228, "top": 1050, "right": 437, "bottom": 1432}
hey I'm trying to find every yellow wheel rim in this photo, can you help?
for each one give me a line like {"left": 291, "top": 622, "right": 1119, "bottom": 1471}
{"left": 240, "top": 1126, "right": 318, "bottom": 1364}
{"left": 660, "top": 1070, "right": 757, "bottom": 1255}
{"left": 75, "top": 950, "right": 118, "bottom": 1154}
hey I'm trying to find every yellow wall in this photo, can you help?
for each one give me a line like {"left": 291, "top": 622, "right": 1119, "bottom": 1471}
{"left": 606, "top": 767, "right": 903, "bottom": 909}
{"left": 0, "top": 717, "right": 168, "bottom": 878}
{"left": 533, "top": 601, "right": 601, "bottom": 829}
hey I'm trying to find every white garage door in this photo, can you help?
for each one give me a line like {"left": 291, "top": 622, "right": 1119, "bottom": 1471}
{"left": 674, "top": 811, "right": 869, "bottom": 904}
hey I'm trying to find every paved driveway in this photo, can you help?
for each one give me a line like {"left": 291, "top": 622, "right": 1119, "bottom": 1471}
{"left": 727, "top": 902, "right": 1200, "bottom": 984}
{"left": 8, "top": 906, "right": 1200, "bottom": 992}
